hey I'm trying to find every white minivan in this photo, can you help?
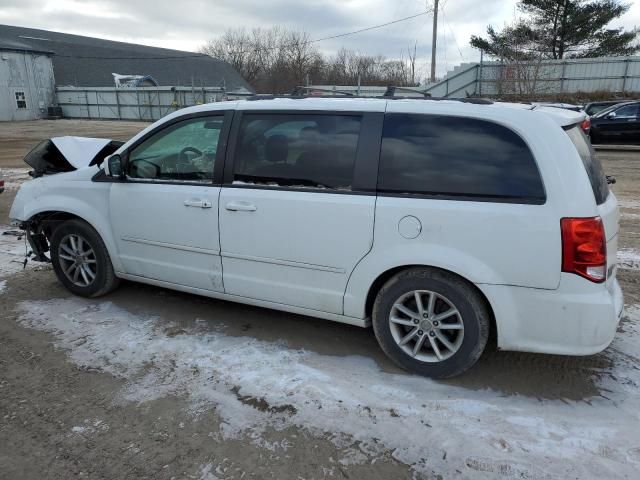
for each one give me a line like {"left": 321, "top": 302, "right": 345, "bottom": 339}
{"left": 10, "top": 97, "right": 623, "bottom": 377}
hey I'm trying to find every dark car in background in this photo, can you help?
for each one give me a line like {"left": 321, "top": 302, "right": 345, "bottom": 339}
{"left": 584, "top": 100, "right": 629, "bottom": 117}
{"left": 589, "top": 101, "right": 640, "bottom": 144}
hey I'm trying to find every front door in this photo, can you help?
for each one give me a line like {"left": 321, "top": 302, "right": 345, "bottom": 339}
{"left": 600, "top": 103, "right": 640, "bottom": 142}
{"left": 109, "top": 112, "right": 230, "bottom": 291}
{"left": 219, "top": 111, "right": 380, "bottom": 314}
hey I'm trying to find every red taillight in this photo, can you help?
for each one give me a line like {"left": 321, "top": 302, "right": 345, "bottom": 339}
{"left": 561, "top": 217, "right": 606, "bottom": 282}
{"left": 581, "top": 118, "right": 591, "bottom": 132}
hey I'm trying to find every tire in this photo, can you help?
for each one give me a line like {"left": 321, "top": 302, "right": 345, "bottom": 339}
{"left": 372, "top": 267, "right": 490, "bottom": 378}
{"left": 50, "top": 219, "right": 119, "bottom": 298}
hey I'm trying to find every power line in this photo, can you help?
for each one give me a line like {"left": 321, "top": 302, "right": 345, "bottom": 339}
{"left": 441, "top": 5, "right": 464, "bottom": 60}
{"left": 51, "top": 11, "right": 431, "bottom": 60}
{"left": 310, "top": 11, "right": 429, "bottom": 44}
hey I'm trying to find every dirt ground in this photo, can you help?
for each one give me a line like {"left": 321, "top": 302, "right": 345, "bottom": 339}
{"left": 1, "top": 120, "right": 640, "bottom": 479}
{"left": 0, "top": 119, "right": 151, "bottom": 168}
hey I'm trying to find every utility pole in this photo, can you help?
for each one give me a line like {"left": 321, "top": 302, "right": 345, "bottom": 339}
{"left": 430, "top": 0, "right": 439, "bottom": 83}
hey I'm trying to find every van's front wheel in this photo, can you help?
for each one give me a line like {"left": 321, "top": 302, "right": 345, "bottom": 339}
{"left": 372, "top": 268, "right": 489, "bottom": 378}
{"left": 50, "top": 219, "right": 119, "bottom": 297}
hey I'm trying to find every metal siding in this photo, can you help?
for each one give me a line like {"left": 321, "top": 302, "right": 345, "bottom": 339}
{"left": 420, "top": 56, "right": 640, "bottom": 98}
{"left": 0, "top": 50, "right": 54, "bottom": 121}
{"left": 54, "top": 86, "right": 234, "bottom": 121}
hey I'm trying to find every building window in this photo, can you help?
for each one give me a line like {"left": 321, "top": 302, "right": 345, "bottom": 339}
{"left": 15, "top": 91, "right": 27, "bottom": 109}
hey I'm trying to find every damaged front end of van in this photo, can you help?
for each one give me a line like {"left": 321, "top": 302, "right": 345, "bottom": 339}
{"left": 10, "top": 136, "right": 123, "bottom": 262}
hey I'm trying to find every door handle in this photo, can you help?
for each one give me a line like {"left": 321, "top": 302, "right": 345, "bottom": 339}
{"left": 184, "top": 199, "right": 212, "bottom": 208}
{"left": 225, "top": 201, "right": 257, "bottom": 212}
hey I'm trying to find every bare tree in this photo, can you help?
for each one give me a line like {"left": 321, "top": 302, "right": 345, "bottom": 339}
{"left": 202, "top": 27, "right": 425, "bottom": 92}
{"left": 406, "top": 41, "right": 419, "bottom": 86}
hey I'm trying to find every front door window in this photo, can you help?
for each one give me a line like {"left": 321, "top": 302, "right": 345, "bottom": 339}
{"left": 128, "top": 116, "right": 223, "bottom": 182}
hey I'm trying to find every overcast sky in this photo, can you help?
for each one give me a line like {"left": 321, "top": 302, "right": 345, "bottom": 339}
{"left": 1, "top": 0, "right": 639, "bottom": 79}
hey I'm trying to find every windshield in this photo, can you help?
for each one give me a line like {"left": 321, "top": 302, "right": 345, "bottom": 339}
{"left": 587, "top": 103, "right": 617, "bottom": 116}
{"left": 565, "top": 125, "right": 609, "bottom": 205}
{"left": 592, "top": 102, "right": 632, "bottom": 118}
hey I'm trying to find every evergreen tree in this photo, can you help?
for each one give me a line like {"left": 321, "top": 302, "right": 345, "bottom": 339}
{"left": 471, "top": 0, "right": 639, "bottom": 60}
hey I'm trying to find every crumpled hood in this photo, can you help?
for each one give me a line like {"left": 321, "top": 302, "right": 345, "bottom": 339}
{"left": 24, "top": 136, "right": 124, "bottom": 177}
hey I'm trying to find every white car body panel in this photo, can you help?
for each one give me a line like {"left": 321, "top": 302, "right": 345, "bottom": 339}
{"left": 8, "top": 97, "right": 622, "bottom": 356}
{"left": 9, "top": 167, "right": 124, "bottom": 273}
{"left": 219, "top": 188, "right": 374, "bottom": 314}
{"left": 479, "top": 273, "right": 623, "bottom": 354}
{"left": 109, "top": 182, "right": 224, "bottom": 291}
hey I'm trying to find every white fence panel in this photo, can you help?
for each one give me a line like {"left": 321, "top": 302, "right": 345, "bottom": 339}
{"left": 55, "top": 86, "right": 243, "bottom": 121}
{"left": 427, "top": 56, "right": 640, "bottom": 98}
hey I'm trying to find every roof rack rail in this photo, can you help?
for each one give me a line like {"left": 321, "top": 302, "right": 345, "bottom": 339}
{"left": 383, "top": 86, "right": 431, "bottom": 98}
{"left": 291, "top": 86, "right": 355, "bottom": 96}
{"left": 243, "top": 93, "right": 494, "bottom": 105}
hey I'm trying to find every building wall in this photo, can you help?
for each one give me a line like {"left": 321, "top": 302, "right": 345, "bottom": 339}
{"left": 0, "top": 50, "right": 55, "bottom": 121}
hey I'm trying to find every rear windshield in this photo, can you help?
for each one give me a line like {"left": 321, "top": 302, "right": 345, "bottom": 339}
{"left": 565, "top": 125, "right": 609, "bottom": 205}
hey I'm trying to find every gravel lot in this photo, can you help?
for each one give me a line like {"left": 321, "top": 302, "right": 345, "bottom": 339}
{"left": 1, "top": 120, "right": 639, "bottom": 479}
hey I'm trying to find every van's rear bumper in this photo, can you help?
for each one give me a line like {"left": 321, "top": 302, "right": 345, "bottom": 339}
{"left": 479, "top": 273, "right": 624, "bottom": 356}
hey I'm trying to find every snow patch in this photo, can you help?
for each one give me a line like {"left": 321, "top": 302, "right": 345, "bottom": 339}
{"left": 618, "top": 199, "right": 640, "bottom": 210}
{"left": 0, "top": 168, "right": 30, "bottom": 191}
{"left": 199, "top": 463, "right": 221, "bottom": 480}
{"left": 16, "top": 298, "right": 640, "bottom": 479}
{"left": 70, "top": 418, "right": 109, "bottom": 435}
{"left": 617, "top": 248, "right": 640, "bottom": 270}
{"left": 0, "top": 226, "right": 28, "bottom": 278}
{"left": 621, "top": 212, "right": 640, "bottom": 221}
{"left": 0, "top": 280, "right": 6, "bottom": 294}
{"left": 0, "top": 226, "right": 46, "bottom": 278}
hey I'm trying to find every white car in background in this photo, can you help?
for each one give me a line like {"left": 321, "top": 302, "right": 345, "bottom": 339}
{"left": 9, "top": 97, "right": 623, "bottom": 377}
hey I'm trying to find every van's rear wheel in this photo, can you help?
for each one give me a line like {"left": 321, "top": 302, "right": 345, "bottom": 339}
{"left": 50, "top": 219, "right": 119, "bottom": 297}
{"left": 372, "top": 268, "right": 489, "bottom": 378}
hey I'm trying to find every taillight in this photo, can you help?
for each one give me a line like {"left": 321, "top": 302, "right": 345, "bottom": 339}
{"left": 581, "top": 118, "right": 591, "bottom": 132}
{"left": 561, "top": 217, "right": 606, "bottom": 282}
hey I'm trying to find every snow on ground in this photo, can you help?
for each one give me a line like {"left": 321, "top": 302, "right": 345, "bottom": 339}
{"left": 617, "top": 248, "right": 640, "bottom": 270}
{"left": 0, "top": 168, "right": 30, "bottom": 191}
{"left": 621, "top": 211, "right": 640, "bottom": 221}
{"left": 0, "top": 226, "right": 30, "bottom": 278}
{"left": 16, "top": 298, "right": 640, "bottom": 479}
{"left": 70, "top": 419, "right": 110, "bottom": 436}
{"left": 618, "top": 199, "right": 640, "bottom": 210}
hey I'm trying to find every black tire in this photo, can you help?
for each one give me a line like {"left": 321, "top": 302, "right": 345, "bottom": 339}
{"left": 50, "top": 219, "right": 120, "bottom": 298}
{"left": 372, "top": 267, "right": 490, "bottom": 378}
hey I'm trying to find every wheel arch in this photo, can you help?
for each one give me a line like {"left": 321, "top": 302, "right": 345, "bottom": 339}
{"left": 363, "top": 265, "right": 498, "bottom": 347}
{"left": 24, "top": 206, "right": 122, "bottom": 272}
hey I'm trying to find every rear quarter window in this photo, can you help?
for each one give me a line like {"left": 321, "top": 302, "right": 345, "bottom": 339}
{"left": 564, "top": 125, "right": 609, "bottom": 205}
{"left": 378, "top": 114, "right": 546, "bottom": 203}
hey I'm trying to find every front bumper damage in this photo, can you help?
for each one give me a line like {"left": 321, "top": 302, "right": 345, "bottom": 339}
{"left": 18, "top": 218, "right": 52, "bottom": 263}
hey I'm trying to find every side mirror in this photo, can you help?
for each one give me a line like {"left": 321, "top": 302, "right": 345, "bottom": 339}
{"left": 605, "top": 112, "right": 616, "bottom": 120}
{"left": 106, "top": 154, "right": 125, "bottom": 179}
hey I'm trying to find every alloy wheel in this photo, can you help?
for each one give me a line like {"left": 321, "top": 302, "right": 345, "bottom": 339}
{"left": 57, "top": 234, "right": 98, "bottom": 287}
{"left": 389, "top": 290, "right": 464, "bottom": 362}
